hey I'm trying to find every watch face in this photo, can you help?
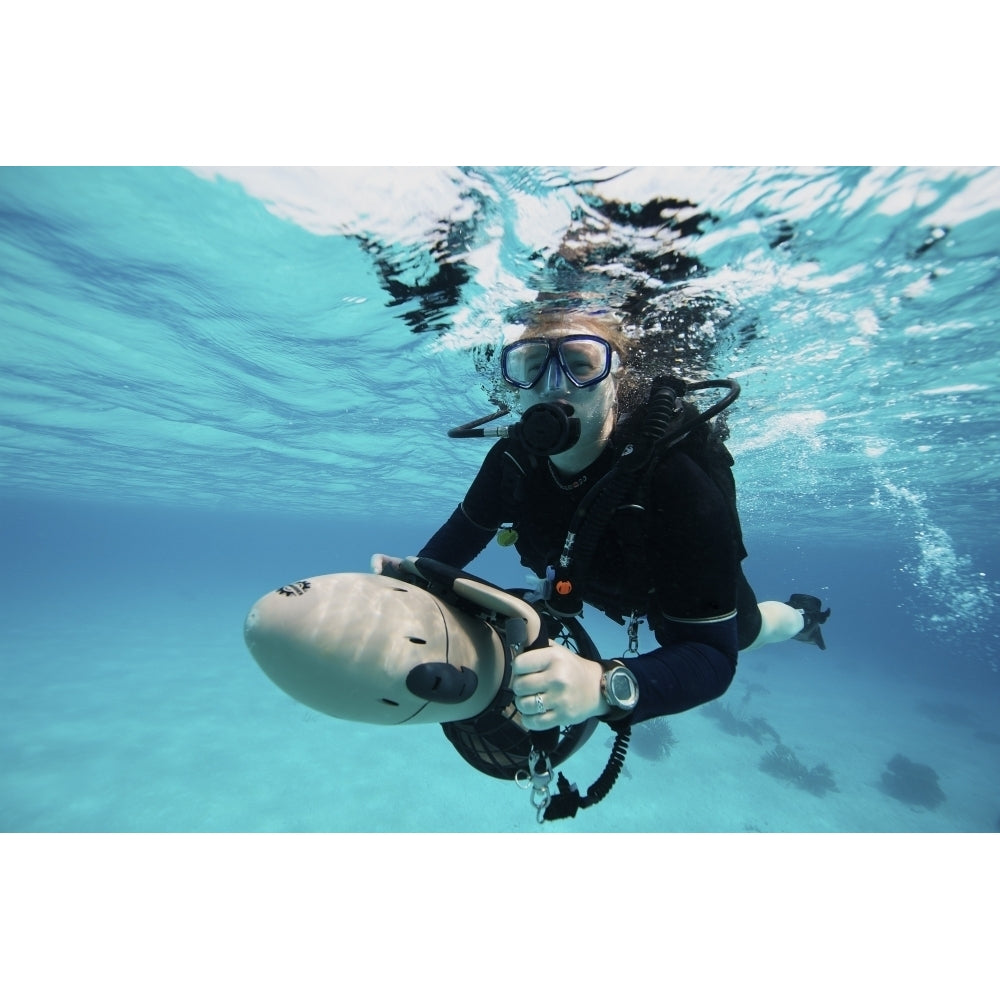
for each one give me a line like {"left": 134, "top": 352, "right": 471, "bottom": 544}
{"left": 609, "top": 669, "right": 636, "bottom": 705}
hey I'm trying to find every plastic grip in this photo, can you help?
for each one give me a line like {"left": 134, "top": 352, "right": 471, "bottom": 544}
{"left": 405, "top": 662, "right": 479, "bottom": 704}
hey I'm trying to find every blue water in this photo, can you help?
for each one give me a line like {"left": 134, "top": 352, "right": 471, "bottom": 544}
{"left": 2, "top": 165, "right": 999, "bottom": 833}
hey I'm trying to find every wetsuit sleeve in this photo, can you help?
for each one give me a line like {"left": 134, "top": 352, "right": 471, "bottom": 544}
{"left": 417, "top": 440, "right": 509, "bottom": 568}
{"left": 622, "top": 617, "right": 738, "bottom": 725}
{"left": 616, "top": 448, "right": 742, "bottom": 723}
{"left": 418, "top": 505, "right": 496, "bottom": 568}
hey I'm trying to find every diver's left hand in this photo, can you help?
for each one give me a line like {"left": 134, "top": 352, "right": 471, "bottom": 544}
{"left": 511, "top": 643, "right": 607, "bottom": 730}
{"left": 370, "top": 553, "right": 404, "bottom": 576}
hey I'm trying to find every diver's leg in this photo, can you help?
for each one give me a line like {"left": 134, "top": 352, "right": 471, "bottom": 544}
{"left": 738, "top": 571, "right": 830, "bottom": 651}
{"left": 745, "top": 601, "right": 806, "bottom": 650}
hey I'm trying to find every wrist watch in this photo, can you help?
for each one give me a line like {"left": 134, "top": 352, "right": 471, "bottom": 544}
{"left": 600, "top": 659, "right": 639, "bottom": 720}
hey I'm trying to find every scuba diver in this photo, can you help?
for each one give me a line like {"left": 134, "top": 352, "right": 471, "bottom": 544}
{"left": 246, "top": 306, "right": 831, "bottom": 822}
{"left": 373, "top": 307, "right": 830, "bottom": 738}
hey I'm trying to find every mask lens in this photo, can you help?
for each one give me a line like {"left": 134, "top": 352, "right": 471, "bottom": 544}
{"left": 558, "top": 337, "right": 612, "bottom": 387}
{"left": 501, "top": 340, "right": 553, "bottom": 388}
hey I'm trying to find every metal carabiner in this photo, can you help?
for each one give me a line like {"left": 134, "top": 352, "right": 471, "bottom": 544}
{"left": 515, "top": 746, "right": 554, "bottom": 824}
{"left": 623, "top": 611, "right": 643, "bottom": 656}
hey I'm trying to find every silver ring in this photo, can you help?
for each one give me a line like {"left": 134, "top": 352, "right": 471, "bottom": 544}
{"left": 535, "top": 694, "right": 545, "bottom": 714}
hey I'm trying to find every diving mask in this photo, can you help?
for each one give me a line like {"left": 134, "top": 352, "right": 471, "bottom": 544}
{"left": 500, "top": 335, "right": 618, "bottom": 391}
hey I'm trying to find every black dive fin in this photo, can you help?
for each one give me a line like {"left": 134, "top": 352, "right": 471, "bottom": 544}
{"left": 788, "top": 594, "right": 831, "bottom": 651}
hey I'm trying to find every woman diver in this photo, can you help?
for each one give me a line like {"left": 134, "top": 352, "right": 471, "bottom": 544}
{"left": 373, "top": 308, "right": 830, "bottom": 734}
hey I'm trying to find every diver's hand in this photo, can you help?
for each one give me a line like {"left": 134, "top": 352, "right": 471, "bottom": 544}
{"left": 370, "top": 553, "right": 405, "bottom": 576}
{"left": 511, "top": 642, "right": 607, "bottom": 730}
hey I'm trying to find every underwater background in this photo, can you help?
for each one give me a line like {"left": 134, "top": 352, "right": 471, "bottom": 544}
{"left": 2, "top": 165, "right": 999, "bottom": 834}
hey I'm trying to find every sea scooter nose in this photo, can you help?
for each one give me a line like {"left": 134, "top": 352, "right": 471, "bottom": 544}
{"left": 243, "top": 572, "right": 510, "bottom": 725}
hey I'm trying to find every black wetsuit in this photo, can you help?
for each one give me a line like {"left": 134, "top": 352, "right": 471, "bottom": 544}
{"left": 419, "top": 425, "right": 759, "bottom": 725}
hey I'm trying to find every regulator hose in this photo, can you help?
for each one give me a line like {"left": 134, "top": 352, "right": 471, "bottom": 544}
{"left": 541, "top": 722, "right": 632, "bottom": 821}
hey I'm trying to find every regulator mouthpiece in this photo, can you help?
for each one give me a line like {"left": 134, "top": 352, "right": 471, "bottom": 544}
{"left": 446, "top": 400, "right": 580, "bottom": 456}
{"left": 516, "top": 400, "right": 581, "bottom": 456}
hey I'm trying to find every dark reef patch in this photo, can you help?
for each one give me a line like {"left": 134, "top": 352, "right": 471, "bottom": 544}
{"left": 879, "top": 754, "right": 945, "bottom": 810}
{"left": 702, "top": 700, "right": 781, "bottom": 745}
{"left": 759, "top": 744, "right": 839, "bottom": 797}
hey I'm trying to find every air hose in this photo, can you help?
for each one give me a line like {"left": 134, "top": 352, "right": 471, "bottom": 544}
{"left": 541, "top": 722, "right": 632, "bottom": 821}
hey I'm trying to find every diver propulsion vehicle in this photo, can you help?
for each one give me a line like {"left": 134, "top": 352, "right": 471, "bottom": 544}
{"left": 244, "top": 557, "right": 615, "bottom": 820}
{"left": 244, "top": 559, "right": 533, "bottom": 727}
